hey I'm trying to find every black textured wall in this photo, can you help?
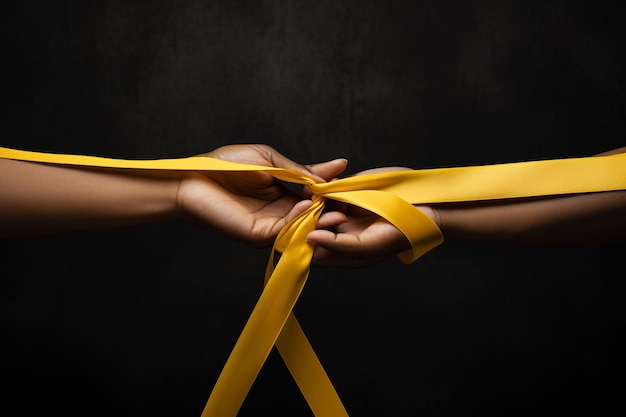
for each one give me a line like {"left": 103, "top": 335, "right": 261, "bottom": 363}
{"left": 2, "top": 1, "right": 624, "bottom": 416}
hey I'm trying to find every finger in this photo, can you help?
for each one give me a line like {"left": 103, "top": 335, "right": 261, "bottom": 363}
{"left": 264, "top": 147, "right": 331, "bottom": 183}
{"left": 307, "top": 158, "right": 348, "bottom": 182}
{"left": 306, "top": 229, "right": 338, "bottom": 245}
{"left": 315, "top": 211, "right": 348, "bottom": 229}
{"left": 284, "top": 199, "right": 314, "bottom": 224}
{"left": 311, "top": 245, "right": 381, "bottom": 268}
{"left": 302, "top": 159, "right": 348, "bottom": 197}
{"left": 355, "top": 166, "right": 413, "bottom": 176}
{"left": 306, "top": 229, "right": 367, "bottom": 254}
{"left": 307, "top": 226, "right": 405, "bottom": 256}
{"left": 211, "top": 144, "right": 329, "bottom": 184}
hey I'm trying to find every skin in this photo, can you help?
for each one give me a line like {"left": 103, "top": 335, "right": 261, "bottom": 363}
{"left": 0, "top": 144, "right": 348, "bottom": 247}
{"left": 3, "top": 144, "right": 624, "bottom": 267}
{"left": 307, "top": 147, "right": 626, "bottom": 268}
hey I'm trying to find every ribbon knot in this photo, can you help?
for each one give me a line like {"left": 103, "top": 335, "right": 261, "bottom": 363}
{"left": 1, "top": 146, "right": 624, "bottom": 417}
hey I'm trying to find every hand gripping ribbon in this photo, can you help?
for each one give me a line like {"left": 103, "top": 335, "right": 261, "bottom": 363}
{"left": 1, "top": 146, "right": 625, "bottom": 416}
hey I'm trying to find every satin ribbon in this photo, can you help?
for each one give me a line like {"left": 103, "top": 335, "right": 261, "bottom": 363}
{"left": 2, "top": 146, "right": 625, "bottom": 416}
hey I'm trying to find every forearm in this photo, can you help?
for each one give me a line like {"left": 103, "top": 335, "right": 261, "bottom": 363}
{"left": 0, "top": 158, "right": 182, "bottom": 238}
{"left": 423, "top": 190, "right": 626, "bottom": 243}
{"left": 423, "top": 147, "right": 626, "bottom": 244}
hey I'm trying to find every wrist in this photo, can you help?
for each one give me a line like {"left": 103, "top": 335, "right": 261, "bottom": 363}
{"left": 415, "top": 205, "right": 441, "bottom": 229}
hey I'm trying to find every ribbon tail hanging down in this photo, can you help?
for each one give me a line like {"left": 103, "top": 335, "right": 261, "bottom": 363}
{"left": 200, "top": 196, "right": 348, "bottom": 417}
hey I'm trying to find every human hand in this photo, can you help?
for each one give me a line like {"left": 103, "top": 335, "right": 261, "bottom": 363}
{"left": 307, "top": 166, "right": 438, "bottom": 267}
{"left": 176, "top": 144, "right": 347, "bottom": 247}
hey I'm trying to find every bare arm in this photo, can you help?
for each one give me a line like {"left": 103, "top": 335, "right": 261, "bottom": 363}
{"left": 0, "top": 145, "right": 348, "bottom": 243}
{"left": 0, "top": 159, "right": 180, "bottom": 238}
{"left": 309, "top": 147, "right": 626, "bottom": 267}
{"left": 422, "top": 190, "right": 626, "bottom": 244}
{"left": 426, "top": 146, "right": 626, "bottom": 244}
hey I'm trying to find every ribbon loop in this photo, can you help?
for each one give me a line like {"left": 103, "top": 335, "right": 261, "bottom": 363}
{"left": 321, "top": 189, "right": 443, "bottom": 263}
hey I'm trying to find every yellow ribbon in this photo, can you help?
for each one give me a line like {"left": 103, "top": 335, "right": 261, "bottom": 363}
{"left": 1, "top": 146, "right": 625, "bottom": 416}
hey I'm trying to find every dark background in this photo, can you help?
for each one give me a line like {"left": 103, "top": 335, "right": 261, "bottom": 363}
{"left": 1, "top": 1, "right": 624, "bottom": 416}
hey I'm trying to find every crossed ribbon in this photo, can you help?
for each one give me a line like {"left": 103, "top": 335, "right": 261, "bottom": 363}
{"left": 1, "top": 146, "right": 625, "bottom": 416}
